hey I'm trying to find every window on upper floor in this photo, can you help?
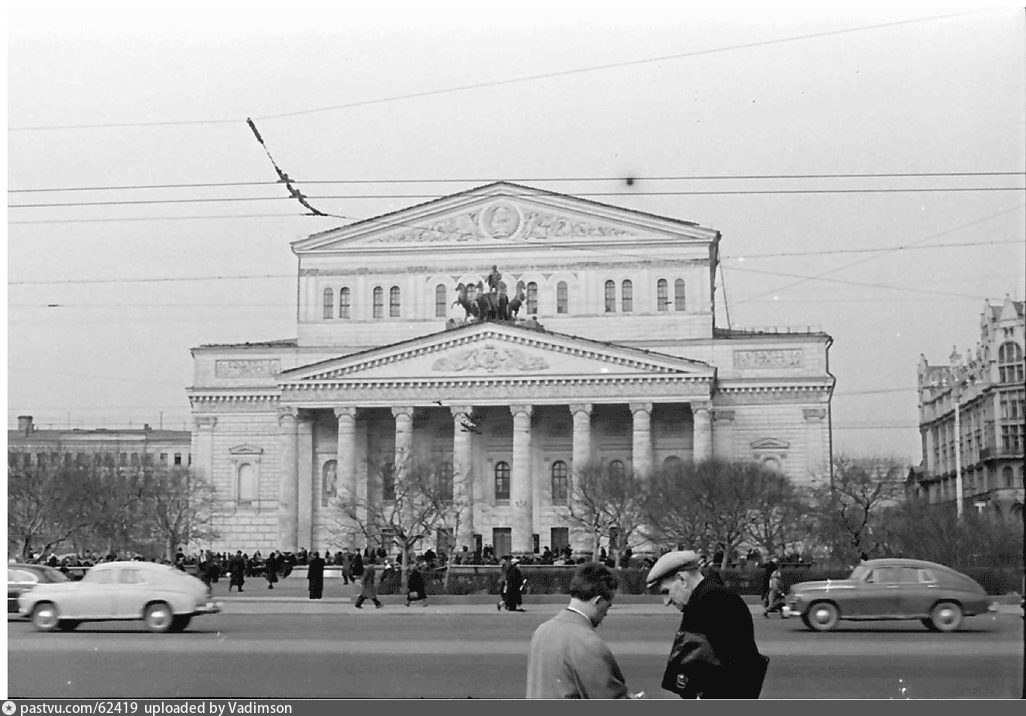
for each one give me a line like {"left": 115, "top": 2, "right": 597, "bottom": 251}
{"left": 494, "top": 461, "right": 511, "bottom": 500}
{"left": 1000, "top": 391, "right": 1025, "bottom": 420}
{"left": 339, "top": 287, "right": 351, "bottom": 319}
{"left": 437, "top": 462, "right": 454, "bottom": 502}
{"left": 556, "top": 281, "right": 568, "bottom": 314}
{"left": 323, "top": 288, "right": 334, "bottom": 319}
{"left": 238, "top": 462, "right": 258, "bottom": 504}
{"left": 1002, "top": 465, "right": 1014, "bottom": 488}
{"left": 373, "top": 286, "right": 384, "bottom": 318}
{"left": 604, "top": 280, "right": 616, "bottom": 313}
{"left": 526, "top": 282, "right": 538, "bottom": 316}
{"left": 621, "top": 280, "right": 633, "bottom": 312}
{"left": 674, "top": 279, "right": 686, "bottom": 311}
{"left": 173, "top": 453, "right": 182, "bottom": 465}
{"left": 551, "top": 460, "right": 568, "bottom": 504}
{"left": 998, "top": 341, "right": 1024, "bottom": 384}
{"left": 382, "top": 462, "right": 395, "bottom": 501}
{"left": 435, "top": 284, "right": 448, "bottom": 317}
{"left": 657, "top": 279, "right": 669, "bottom": 311}
{"left": 390, "top": 286, "right": 401, "bottom": 318}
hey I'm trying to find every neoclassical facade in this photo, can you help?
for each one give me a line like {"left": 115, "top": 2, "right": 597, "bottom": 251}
{"left": 188, "top": 183, "right": 834, "bottom": 556}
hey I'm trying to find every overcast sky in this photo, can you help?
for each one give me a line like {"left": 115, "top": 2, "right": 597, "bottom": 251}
{"left": 6, "top": 5, "right": 1025, "bottom": 463}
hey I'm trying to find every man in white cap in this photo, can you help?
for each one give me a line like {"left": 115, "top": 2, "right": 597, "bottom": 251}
{"left": 646, "top": 549, "right": 768, "bottom": 699}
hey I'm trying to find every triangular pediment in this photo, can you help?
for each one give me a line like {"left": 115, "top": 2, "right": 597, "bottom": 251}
{"left": 228, "top": 443, "right": 264, "bottom": 455}
{"left": 281, "top": 322, "right": 714, "bottom": 384}
{"left": 292, "top": 182, "right": 717, "bottom": 253}
{"left": 750, "top": 438, "right": 790, "bottom": 450}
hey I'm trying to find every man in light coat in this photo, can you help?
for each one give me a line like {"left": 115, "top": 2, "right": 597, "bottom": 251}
{"left": 525, "top": 562, "right": 637, "bottom": 699}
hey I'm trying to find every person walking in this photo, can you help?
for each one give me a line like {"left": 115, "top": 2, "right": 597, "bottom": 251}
{"left": 763, "top": 565, "right": 785, "bottom": 618}
{"left": 646, "top": 550, "right": 769, "bottom": 699}
{"left": 265, "top": 550, "right": 279, "bottom": 590}
{"left": 228, "top": 550, "right": 246, "bottom": 592}
{"left": 525, "top": 562, "right": 638, "bottom": 699}
{"left": 354, "top": 561, "right": 382, "bottom": 609}
{"left": 307, "top": 551, "right": 326, "bottom": 599}
{"left": 406, "top": 562, "right": 429, "bottom": 607}
{"left": 499, "top": 557, "right": 525, "bottom": 612}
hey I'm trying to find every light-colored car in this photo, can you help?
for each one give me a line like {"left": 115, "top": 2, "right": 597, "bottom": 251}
{"left": 18, "top": 560, "right": 221, "bottom": 633}
{"left": 8, "top": 564, "right": 71, "bottom": 614}
{"left": 783, "top": 558, "right": 996, "bottom": 632}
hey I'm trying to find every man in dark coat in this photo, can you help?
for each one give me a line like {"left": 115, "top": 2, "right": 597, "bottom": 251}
{"left": 647, "top": 550, "right": 768, "bottom": 699}
{"left": 228, "top": 550, "right": 246, "bottom": 592}
{"left": 503, "top": 557, "right": 525, "bottom": 612}
{"left": 406, "top": 562, "right": 428, "bottom": 607}
{"left": 354, "top": 561, "right": 382, "bottom": 608}
{"left": 307, "top": 551, "right": 325, "bottom": 599}
{"left": 265, "top": 551, "right": 279, "bottom": 590}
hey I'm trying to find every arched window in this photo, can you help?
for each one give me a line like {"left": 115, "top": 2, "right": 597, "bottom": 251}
{"left": 998, "top": 341, "right": 1024, "bottom": 383}
{"left": 435, "top": 284, "right": 448, "bottom": 317}
{"left": 322, "top": 459, "right": 337, "bottom": 507}
{"left": 389, "top": 286, "right": 401, "bottom": 317}
{"left": 604, "top": 280, "right": 616, "bottom": 313}
{"left": 494, "top": 461, "right": 511, "bottom": 500}
{"left": 607, "top": 459, "right": 625, "bottom": 481}
{"left": 657, "top": 279, "right": 669, "bottom": 311}
{"left": 526, "top": 281, "right": 538, "bottom": 316}
{"left": 372, "top": 286, "right": 384, "bottom": 318}
{"left": 322, "top": 288, "right": 334, "bottom": 319}
{"left": 662, "top": 455, "right": 684, "bottom": 475}
{"left": 1003, "top": 465, "right": 1015, "bottom": 488}
{"left": 339, "top": 287, "right": 351, "bottom": 319}
{"left": 238, "top": 463, "right": 257, "bottom": 504}
{"left": 762, "top": 457, "right": 781, "bottom": 472}
{"left": 551, "top": 460, "right": 568, "bottom": 504}
{"left": 556, "top": 281, "right": 568, "bottom": 314}
{"left": 621, "top": 280, "right": 633, "bottom": 312}
{"left": 674, "top": 279, "right": 686, "bottom": 311}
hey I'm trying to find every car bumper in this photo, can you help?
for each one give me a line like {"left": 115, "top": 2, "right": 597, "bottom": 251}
{"left": 194, "top": 601, "right": 222, "bottom": 615}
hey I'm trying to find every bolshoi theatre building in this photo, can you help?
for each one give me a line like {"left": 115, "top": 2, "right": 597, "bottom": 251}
{"left": 188, "top": 183, "right": 834, "bottom": 557}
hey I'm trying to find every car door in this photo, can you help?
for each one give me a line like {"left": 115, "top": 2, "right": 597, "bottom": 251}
{"left": 851, "top": 566, "right": 902, "bottom": 617}
{"left": 65, "top": 567, "right": 117, "bottom": 618}
{"left": 897, "top": 567, "right": 939, "bottom": 616}
{"left": 113, "top": 567, "right": 150, "bottom": 618}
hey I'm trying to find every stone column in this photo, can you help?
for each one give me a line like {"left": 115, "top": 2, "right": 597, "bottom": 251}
{"left": 297, "top": 413, "right": 314, "bottom": 552}
{"left": 569, "top": 404, "right": 593, "bottom": 475}
{"left": 692, "top": 402, "right": 713, "bottom": 462}
{"left": 392, "top": 406, "right": 415, "bottom": 553}
{"left": 277, "top": 407, "right": 299, "bottom": 551}
{"left": 451, "top": 405, "right": 476, "bottom": 550}
{"left": 334, "top": 407, "right": 358, "bottom": 503}
{"left": 510, "top": 404, "right": 534, "bottom": 555}
{"left": 629, "top": 402, "right": 653, "bottom": 477}
{"left": 803, "top": 408, "right": 827, "bottom": 480}
{"left": 192, "top": 416, "right": 217, "bottom": 482}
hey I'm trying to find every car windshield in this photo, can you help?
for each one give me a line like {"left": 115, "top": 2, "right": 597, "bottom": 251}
{"left": 849, "top": 564, "right": 870, "bottom": 582}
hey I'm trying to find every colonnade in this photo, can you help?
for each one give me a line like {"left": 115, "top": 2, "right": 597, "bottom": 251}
{"left": 276, "top": 401, "right": 714, "bottom": 553}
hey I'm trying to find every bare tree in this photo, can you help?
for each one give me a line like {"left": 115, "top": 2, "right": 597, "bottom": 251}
{"left": 743, "top": 473, "right": 815, "bottom": 560}
{"left": 645, "top": 459, "right": 785, "bottom": 568}
{"left": 140, "top": 466, "right": 221, "bottom": 561}
{"left": 811, "top": 454, "right": 907, "bottom": 564}
{"left": 329, "top": 456, "right": 458, "bottom": 592}
{"left": 8, "top": 465, "right": 99, "bottom": 560}
{"left": 565, "top": 460, "right": 651, "bottom": 565}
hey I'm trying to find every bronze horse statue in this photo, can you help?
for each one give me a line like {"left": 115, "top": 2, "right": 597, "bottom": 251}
{"left": 453, "top": 283, "right": 480, "bottom": 320}
{"left": 453, "top": 281, "right": 515, "bottom": 322}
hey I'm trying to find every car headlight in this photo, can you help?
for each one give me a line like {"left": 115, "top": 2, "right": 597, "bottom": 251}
{"left": 790, "top": 593, "right": 803, "bottom": 601}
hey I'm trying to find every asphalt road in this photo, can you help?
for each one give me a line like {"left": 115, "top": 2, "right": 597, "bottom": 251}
{"left": 7, "top": 607, "right": 1023, "bottom": 699}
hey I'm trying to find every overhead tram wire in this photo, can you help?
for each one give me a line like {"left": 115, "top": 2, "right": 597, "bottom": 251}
{"left": 8, "top": 10, "right": 981, "bottom": 133}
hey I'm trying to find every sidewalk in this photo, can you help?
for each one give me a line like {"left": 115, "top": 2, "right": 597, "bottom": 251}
{"left": 208, "top": 576, "right": 1023, "bottom": 616}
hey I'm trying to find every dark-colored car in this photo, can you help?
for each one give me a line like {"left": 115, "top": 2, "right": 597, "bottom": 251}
{"left": 8, "top": 563, "right": 71, "bottom": 613}
{"left": 784, "top": 558, "right": 996, "bottom": 632}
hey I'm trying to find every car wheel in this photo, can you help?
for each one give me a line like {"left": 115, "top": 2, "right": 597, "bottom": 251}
{"left": 31, "top": 602, "right": 60, "bottom": 632}
{"left": 929, "top": 601, "right": 963, "bottom": 632}
{"left": 169, "top": 615, "right": 192, "bottom": 632}
{"left": 807, "top": 602, "right": 839, "bottom": 632}
{"left": 144, "top": 602, "right": 174, "bottom": 633}
{"left": 57, "top": 620, "right": 79, "bottom": 631}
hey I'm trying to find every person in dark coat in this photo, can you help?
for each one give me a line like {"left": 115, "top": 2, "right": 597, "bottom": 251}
{"left": 228, "top": 550, "right": 246, "bottom": 592}
{"left": 501, "top": 557, "right": 525, "bottom": 612}
{"left": 265, "top": 551, "right": 279, "bottom": 590}
{"left": 307, "top": 551, "right": 325, "bottom": 599}
{"left": 406, "top": 562, "right": 428, "bottom": 607}
{"left": 352, "top": 551, "right": 364, "bottom": 578}
{"left": 354, "top": 561, "right": 382, "bottom": 608}
{"left": 647, "top": 550, "right": 768, "bottom": 699}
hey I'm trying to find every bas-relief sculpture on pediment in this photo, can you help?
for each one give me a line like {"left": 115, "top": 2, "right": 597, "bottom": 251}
{"left": 365, "top": 201, "right": 635, "bottom": 245}
{"left": 431, "top": 343, "right": 549, "bottom": 373}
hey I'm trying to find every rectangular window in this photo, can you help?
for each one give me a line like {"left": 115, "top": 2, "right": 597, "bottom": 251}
{"left": 173, "top": 453, "right": 182, "bottom": 465}
{"left": 159, "top": 453, "right": 168, "bottom": 464}
{"left": 492, "top": 528, "right": 512, "bottom": 558}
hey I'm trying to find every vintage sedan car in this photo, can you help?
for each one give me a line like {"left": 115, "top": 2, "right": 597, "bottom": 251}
{"left": 18, "top": 560, "right": 221, "bottom": 632}
{"left": 784, "top": 558, "right": 996, "bottom": 632}
{"left": 8, "top": 563, "right": 71, "bottom": 614}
